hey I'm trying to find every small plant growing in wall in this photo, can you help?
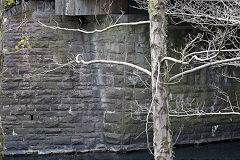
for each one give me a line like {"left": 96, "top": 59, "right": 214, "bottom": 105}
{"left": 0, "top": 123, "right": 4, "bottom": 160}
{"left": 0, "top": 0, "right": 27, "bottom": 158}
{"left": 15, "top": 35, "right": 32, "bottom": 51}
{"left": 2, "top": 0, "right": 15, "bottom": 10}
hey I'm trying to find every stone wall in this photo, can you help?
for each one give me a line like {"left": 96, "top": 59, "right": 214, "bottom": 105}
{"left": 0, "top": 0, "right": 240, "bottom": 155}
{"left": 1, "top": 0, "right": 151, "bottom": 155}
{"left": 167, "top": 28, "right": 240, "bottom": 145}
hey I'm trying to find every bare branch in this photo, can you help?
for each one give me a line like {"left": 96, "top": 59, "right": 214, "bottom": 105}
{"left": 183, "top": 49, "right": 240, "bottom": 60}
{"left": 161, "top": 57, "right": 189, "bottom": 64}
{"left": 169, "top": 56, "right": 240, "bottom": 82}
{"left": 169, "top": 112, "right": 240, "bottom": 117}
{"left": 38, "top": 20, "right": 150, "bottom": 34}
{"left": 75, "top": 54, "right": 152, "bottom": 76}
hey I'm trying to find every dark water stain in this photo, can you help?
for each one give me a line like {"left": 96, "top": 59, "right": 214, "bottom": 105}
{"left": 3, "top": 141, "right": 240, "bottom": 160}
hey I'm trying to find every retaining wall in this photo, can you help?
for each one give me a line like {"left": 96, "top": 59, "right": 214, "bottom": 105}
{"left": 1, "top": 0, "right": 240, "bottom": 155}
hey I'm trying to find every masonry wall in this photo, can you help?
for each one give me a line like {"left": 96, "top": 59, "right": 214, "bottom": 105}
{"left": 167, "top": 28, "right": 240, "bottom": 144}
{"left": 0, "top": 0, "right": 240, "bottom": 155}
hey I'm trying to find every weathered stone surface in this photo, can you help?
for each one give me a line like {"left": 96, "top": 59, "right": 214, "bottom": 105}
{"left": 1, "top": 0, "right": 240, "bottom": 156}
{"left": 105, "top": 112, "right": 123, "bottom": 123}
{"left": 5, "top": 141, "right": 28, "bottom": 150}
{"left": 53, "top": 137, "right": 71, "bottom": 145}
{"left": 104, "top": 133, "right": 122, "bottom": 144}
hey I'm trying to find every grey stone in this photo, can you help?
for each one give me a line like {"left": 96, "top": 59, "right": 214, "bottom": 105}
{"left": 104, "top": 112, "right": 122, "bottom": 123}
{"left": 5, "top": 141, "right": 28, "bottom": 150}
{"left": 104, "top": 133, "right": 121, "bottom": 144}
{"left": 2, "top": 0, "right": 240, "bottom": 155}
{"left": 71, "top": 138, "right": 84, "bottom": 145}
{"left": 53, "top": 137, "right": 71, "bottom": 145}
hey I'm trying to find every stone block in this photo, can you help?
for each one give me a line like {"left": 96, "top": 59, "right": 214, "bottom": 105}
{"left": 28, "top": 140, "right": 52, "bottom": 150}
{"left": 61, "top": 98, "right": 81, "bottom": 104}
{"left": 58, "top": 123, "right": 75, "bottom": 128}
{"left": 30, "top": 48, "right": 51, "bottom": 55}
{"left": 104, "top": 112, "right": 122, "bottom": 123}
{"left": 22, "top": 121, "right": 44, "bottom": 128}
{"left": 18, "top": 98, "right": 32, "bottom": 105}
{"left": 38, "top": 111, "right": 54, "bottom": 117}
{"left": 104, "top": 133, "right": 121, "bottom": 144}
{"left": 16, "top": 90, "right": 35, "bottom": 99}
{"left": 41, "top": 128, "right": 62, "bottom": 134}
{"left": 53, "top": 136, "right": 71, "bottom": 145}
{"left": 84, "top": 138, "right": 96, "bottom": 148}
{"left": 5, "top": 116, "right": 17, "bottom": 121}
{"left": 31, "top": 82, "right": 59, "bottom": 90}
{"left": 101, "top": 88, "right": 124, "bottom": 100}
{"left": 51, "top": 104, "right": 69, "bottom": 111}
{"left": 58, "top": 116, "right": 77, "bottom": 123}
{"left": 61, "top": 128, "right": 75, "bottom": 134}
{"left": 5, "top": 135, "right": 23, "bottom": 141}
{"left": 71, "top": 138, "right": 84, "bottom": 145}
{"left": 101, "top": 100, "right": 123, "bottom": 111}
{"left": 113, "top": 76, "right": 124, "bottom": 87}
{"left": 103, "top": 123, "right": 121, "bottom": 133}
{"left": 16, "top": 115, "right": 33, "bottom": 121}
{"left": 2, "top": 82, "right": 19, "bottom": 90}
{"left": 96, "top": 75, "right": 114, "bottom": 86}
{"left": 66, "top": 90, "right": 93, "bottom": 98}
{"left": 32, "top": 97, "right": 61, "bottom": 105}
{"left": 133, "top": 88, "right": 151, "bottom": 100}
{"left": 122, "top": 134, "right": 131, "bottom": 145}
{"left": 59, "top": 82, "right": 74, "bottom": 90}
{"left": 24, "top": 134, "right": 46, "bottom": 141}
{"left": 42, "top": 117, "right": 60, "bottom": 128}
{"left": 9, "top": 105, "right": 27, "bottom": 115}
{"left": 5, "top": 141, "right": 28, "bottom": 150}
{"left": 75, "top": 123, "right": 95, "bottom": 133}
{"left": 73, "top": 145, "right": 86, "bottom": 150}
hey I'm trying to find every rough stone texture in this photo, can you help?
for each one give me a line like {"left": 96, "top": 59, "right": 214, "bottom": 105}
{"left": 1, "top": 0, "right": 151, "bottom": 154}
{"left": 167, "top": 27, "right": 240, "bottom": 145}
{"left": 0, "top": 0, "right": 240, "bottom": 155}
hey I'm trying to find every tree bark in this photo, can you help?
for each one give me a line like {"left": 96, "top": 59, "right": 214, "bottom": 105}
{"left": 149, "top": 0, "right": 172, "bottom": 159}
{"left": 0, "top": 0, "right": 4, "bottom": 157}
{"left": 0, "top": 0, "right": 3, "bottom": 73}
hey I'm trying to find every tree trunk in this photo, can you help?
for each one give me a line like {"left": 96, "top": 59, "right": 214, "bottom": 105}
{"left": 149, "top": 0, "right": 172, "bottom": 160}
{"left": 0, "top": 0, "right": 3, "bottom": 73}
{"left": 0, "top": 0, "right": 4, "bottom": 157}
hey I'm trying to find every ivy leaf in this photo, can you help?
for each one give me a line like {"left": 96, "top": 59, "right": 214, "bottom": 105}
{"left": 27, "top": 46, "right": 32, "bottom": 50}
{"left": 1, "top": 91, "right": 5, "bottom": 95}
